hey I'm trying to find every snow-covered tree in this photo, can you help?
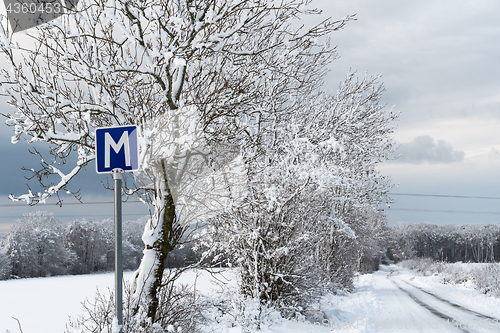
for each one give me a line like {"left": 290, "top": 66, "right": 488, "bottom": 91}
{"left": 5, "top": 211, "right": 73, "bottom": 277}
{"left": 206, "top": 72, "right": 397, "bottom": 314}
{"left": 297, "top": 73, "right": 396, "bottom": 289}
{"left": 349, "top": 205, "right": 388, "bottom": 273}
{"left": 0, "top": 246, "right": 12, "bottom": 280}
{"left": 1, "top": 215, "right": 151, "bottom": 279}
{"left": 64, "top": 219, "right": 114, "bottom": 274}
{"left": 388, "top": 222, "right": 500, "bottom": 263}
{"left": 0, "top": 0, "right": 349, "bottom": 322}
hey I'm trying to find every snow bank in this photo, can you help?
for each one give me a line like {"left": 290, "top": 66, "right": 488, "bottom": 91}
{"left": 399, "top": 260, "right": 500, "bottom": 318}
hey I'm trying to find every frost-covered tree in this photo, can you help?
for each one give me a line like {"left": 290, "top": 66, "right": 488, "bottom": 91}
{"left": 297, "top": 73, "right": 396, "bottom": 289}
{"left": 348, "top": 205, "right": 388, "bottom": 273}
{"left": 316, "top": 73, "right": 397, "bottom": 209}
{"left": 5, "top": 211, "right": 72, "bottom": 277}
{"left": 388, "top": 222, "right": 500, "bottom": 263}
{"left": 1, "top": 215, "right": 150, "bottom": 279}
{"left": 0, "top": 246, "right": 12, "bottom": 280}
{"left": 0, "top": 0, "right": 348, "bottom": 322}
{"left": 64, "top": 219, "right": 114, "bottom": 274}
{"left": 207, "top": 73, "right": 396, "bottom": 313}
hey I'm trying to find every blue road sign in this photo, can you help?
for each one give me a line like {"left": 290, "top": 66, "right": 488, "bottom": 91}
{"left": 95, "top": 125, "right": 139, "bottom": 174}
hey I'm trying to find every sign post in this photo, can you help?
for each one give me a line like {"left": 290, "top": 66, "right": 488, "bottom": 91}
{"left": 113, "top": 168, "right": 124, "bottom": 331}
{"left": 96, "top": 126, "right": 138, "bottom": 333}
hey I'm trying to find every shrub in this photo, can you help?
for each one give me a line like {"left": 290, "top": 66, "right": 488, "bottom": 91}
{"left": 66, "top": 271, "right": 203, "bottom": 333}
{"left": 401, "top": 258, "right": 500, "bottom": 297}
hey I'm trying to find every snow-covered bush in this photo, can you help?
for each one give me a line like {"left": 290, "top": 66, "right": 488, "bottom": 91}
{"left": 209, "top": 191, "right": 322, "bottom": 313}
{"left": 400, "top": 259, "right": 419, "bottom": 271}
{"left": 199, "top": 289, "right": 286, "bottom": 332}
{"left": 66, "top": 274, "right": 203, "bottom": 333}
{"left": 350, "top": 206, "right": 389, "bottom": 274}
{"left": 471, "top": 264, "right": 500, "bottom": 297}
{"left": 405, "top": 258, "right": 444, "bottom": 276}
{"left": 401, "top": 259, "right": 500, "bottom": 298}
{"left": 440, "top": 264, "right": 471, "bottom": 285}
{"left": 439, "top": 262, "right": 500, "bottom": 296}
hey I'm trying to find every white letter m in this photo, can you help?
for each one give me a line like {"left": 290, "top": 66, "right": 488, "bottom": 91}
{"left": 105, "top": 131, "right": 130, "bottom": 168}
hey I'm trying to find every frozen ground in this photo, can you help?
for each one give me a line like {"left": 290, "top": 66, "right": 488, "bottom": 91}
{"left": 1, "top": 265, "right": 499, "bottom": 332}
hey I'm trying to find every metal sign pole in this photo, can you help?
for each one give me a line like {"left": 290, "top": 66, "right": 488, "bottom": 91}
{"left": 96, "top": 126, "right": 138, "bottom": 332}
{"left": 113, "top": 168, "right": 124, "bottom": 333}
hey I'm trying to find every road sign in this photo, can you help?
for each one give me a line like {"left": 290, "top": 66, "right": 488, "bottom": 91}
{"left": 95, "top": 125, "right": 138, "bottom": 332}
{"left": 95, "top": 125, "right": 139, "bottom": 174}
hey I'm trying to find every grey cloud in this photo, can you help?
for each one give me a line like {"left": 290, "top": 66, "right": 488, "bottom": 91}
{"left": 394, "top": 135, "right": 464, "bottom": 164}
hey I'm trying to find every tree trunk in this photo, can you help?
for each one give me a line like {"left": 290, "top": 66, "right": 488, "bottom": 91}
{"left": 133, "top": 159, "right": 182, "bottom": 322}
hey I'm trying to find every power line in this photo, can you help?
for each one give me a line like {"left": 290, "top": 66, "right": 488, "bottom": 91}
{"left": 1, "top": 193, "right": 499, "bottom": 217}
{"left": 390, "top": 192, "right": 500, "bottom": 200}
{"left": 0, "top": 200, "right": 145, "bottom": 208}
{"left": 0, "top": 192, "right": 497, "bottom": 207}
{"left": 0, "top": 200, "right": 148, "bottom": 219}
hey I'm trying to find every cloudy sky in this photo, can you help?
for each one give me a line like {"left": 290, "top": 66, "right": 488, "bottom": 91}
{"left": 1, "top": 0, "right": 500, "bottom": 229}
{"left": 317, "top": 0, "right": 500, "bottom": 225}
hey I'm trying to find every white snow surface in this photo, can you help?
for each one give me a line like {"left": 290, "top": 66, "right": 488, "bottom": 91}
{"left": 1, "top": 265, "right": 499, "bottom": 333}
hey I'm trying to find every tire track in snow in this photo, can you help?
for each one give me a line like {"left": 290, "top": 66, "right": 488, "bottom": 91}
{"left": 388, "top": 277, "right": 470, "bottom": 333}
{"left": 401, "top": 279, "right": 500, "bottom": 323}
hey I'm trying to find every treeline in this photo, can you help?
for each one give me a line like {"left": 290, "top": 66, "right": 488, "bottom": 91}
{"left": 0, "top": 211, "right": 198, "bottom": 280}
{"left": 388, "top": 222, "right": 500, "bottom": 263}
{"left": 0, "top": 207, "right": 388, "bottom": 284}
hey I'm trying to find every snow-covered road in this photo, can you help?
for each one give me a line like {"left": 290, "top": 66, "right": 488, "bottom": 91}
{"left": 332, "top": 265, "right": 500, "bottom": 332}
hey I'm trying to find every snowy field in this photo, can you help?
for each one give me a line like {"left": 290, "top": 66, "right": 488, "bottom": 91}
{"left": 0, "top": 269, "right": 239, "bottom": 333}
{"left": 2, "top": 265, "right": 500, "bottom": 333}
{"left": 1, "top": 271, "right": 135, "bottom": 333}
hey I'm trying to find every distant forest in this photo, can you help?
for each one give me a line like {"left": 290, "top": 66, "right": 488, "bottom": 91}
{"left": 3, "top": 212, "right": 500, "bottom": 281}
{"left": 0, "top": 212, "right": 199, "bottom": 280}
{"left": 388, "top": 222, "right": 500, "bottom": 263}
